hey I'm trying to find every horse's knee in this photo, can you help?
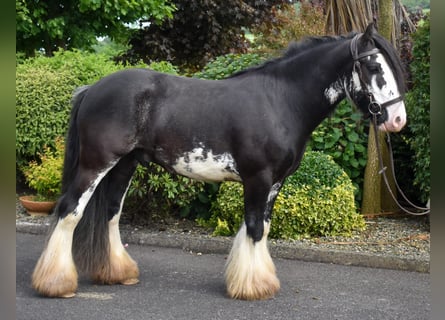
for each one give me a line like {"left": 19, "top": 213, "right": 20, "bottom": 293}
{"left": 245, "top": 215, "right": 265, "bottom": 242}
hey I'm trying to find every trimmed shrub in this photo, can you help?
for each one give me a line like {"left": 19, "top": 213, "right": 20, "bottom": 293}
{"left": 201, "top": 151, "right": 365, "bottom": 239}
{"left": 16, "top": 50, "right": 146, "bottom": 167}
{"left": 16, "top": 64, "right": 77, "bottom": 168}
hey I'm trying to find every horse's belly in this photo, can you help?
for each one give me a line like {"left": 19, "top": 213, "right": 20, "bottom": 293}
{"left": 172, "top": 147, "right": 242, "bottom": 183}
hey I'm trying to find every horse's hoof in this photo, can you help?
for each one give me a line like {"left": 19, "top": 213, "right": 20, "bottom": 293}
{"left": 121, "top": 278, "right": 139, "bottom": 285}
{"left": 227, "top": 274, "right": 280, "bottom": 300}
{"left": 60, "top": 292, "right": 76, "bottom": 298}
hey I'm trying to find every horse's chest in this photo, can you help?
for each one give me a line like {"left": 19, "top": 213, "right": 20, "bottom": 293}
{"left": 172, "top": 147, "right": 241, "bottom": 183}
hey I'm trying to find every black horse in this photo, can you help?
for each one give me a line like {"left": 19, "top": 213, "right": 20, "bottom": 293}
{"left": 32, "top": 23, "right": 406, "bottom": 300}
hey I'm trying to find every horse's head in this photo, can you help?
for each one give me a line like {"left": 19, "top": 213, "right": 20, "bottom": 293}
{"left": 349, "top": 23, "right": 407, "bottom": 132}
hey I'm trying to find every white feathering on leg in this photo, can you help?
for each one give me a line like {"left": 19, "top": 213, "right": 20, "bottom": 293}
{"left": 225, "top": 221, "right": 280, "bottom": 300}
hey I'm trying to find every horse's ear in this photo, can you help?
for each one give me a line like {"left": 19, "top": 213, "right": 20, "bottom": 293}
{"left": 363, "top": 22, "right": 377, "bottom": 42}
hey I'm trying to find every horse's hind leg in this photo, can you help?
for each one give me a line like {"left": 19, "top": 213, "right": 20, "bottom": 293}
{"left": 91, "top": 155, "right": 139, "bottom": 285}
{"left": 32, "top": 160, "right": 118, "bottom": 298}
{"left": 225, "top": 175, "right": 282, "bottom": 300}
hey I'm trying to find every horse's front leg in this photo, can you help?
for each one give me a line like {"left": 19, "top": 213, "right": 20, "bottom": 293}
{"left": 225, "top": 176, "right": 282, "bottom": 300}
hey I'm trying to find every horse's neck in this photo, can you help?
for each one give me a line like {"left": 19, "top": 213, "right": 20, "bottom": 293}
{"left": 286, "top": 41, "right": 351, "bottom": 111}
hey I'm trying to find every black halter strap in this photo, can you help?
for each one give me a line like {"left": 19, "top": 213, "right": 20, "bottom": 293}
{"left": 350, "top": 34, "right": 381, "bottom": 62}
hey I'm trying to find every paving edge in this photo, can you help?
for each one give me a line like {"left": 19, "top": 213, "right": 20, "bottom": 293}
{"left": 16, "top": 221, "right": 429, "bottom": 273}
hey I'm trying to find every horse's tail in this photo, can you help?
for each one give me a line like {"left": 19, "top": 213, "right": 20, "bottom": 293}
{"left": 60, "top": 86, "right": 88, "bottom": 193}
{"left": 61, "top": 85, "right": 111, "bottom": 276}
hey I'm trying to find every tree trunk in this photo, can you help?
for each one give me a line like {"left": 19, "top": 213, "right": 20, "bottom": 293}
{"left": 361, "top": 0, "right": 398, "bottom": 214}
{"left": 361, "top": 125, "right": 381, "bottom": 214}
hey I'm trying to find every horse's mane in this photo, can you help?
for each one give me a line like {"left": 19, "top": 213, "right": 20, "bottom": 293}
{"left": 228, "top": 33, "right": 356, "bottom": 78}
{"left": 228, "top": 31, "right": 406, "bottom": 94}
{"left": 282, "top": 34, "right": 354, "bottom": 59}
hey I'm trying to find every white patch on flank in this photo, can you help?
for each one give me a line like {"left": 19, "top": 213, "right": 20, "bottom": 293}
{"left": 173, "top": 146, "right": 241, "bottom": 182}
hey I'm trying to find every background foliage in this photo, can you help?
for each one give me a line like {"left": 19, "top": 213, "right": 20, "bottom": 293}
{"left": 251, "top": 1, "right": 325, "bottom": 52}
{"left": 21, "top": 137, "right": 64, "bottom": 200}
{"left": 16, "top": 0, "right": 175, "bottom": 57}
{"left": 118, "top": 0, "right": 284, "bottom": 71}
{"left": 307, "top": 101, "right": 368, "bottom": 207}
{"left": 16, "top": 50, "right": 146, "bottom": 168}
{"left": 194, "top": 52, "right": 268, "bottom": 80}
{"left": 16, "top": 63, "right": 76, "bottom": 168}
{"left": 396, "top": 14, "right": 430, "bottom": 204}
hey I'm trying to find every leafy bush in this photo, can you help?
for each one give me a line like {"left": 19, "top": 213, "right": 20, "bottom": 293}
{"left": 147, "top": 61, "right": 180, "bottom": 75}
{"left": 194, "top": 52, "right": 268, "bottom": 80}
{"left": 21, "top": 137, "right": 64, "bottom": 201}
{"left": 119, "top": 0, "right": 282, "bottom": 71}
{"left": 200, "top": 151, "right": 365, "bottom": 239}
{"left": 403, "top": 15, "right": 430, "bottom": 203}
{"left": 16, "top": 49, "right": 148, "bottom": 167}
{"left": 308, "top": 101, "right": 368, "bottom": 206}
{"left": 16, "top": 64, "right": 77, "bottom": 168}
{"left": 251, "top": 2, "right": 326, "bottom": 53}
{"left": 125, "top": 163, "right": 206, "bottom": 219}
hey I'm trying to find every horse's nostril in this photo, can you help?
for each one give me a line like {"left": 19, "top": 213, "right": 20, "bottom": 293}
{"left": 395, "top": 116, "right": 401, "bottom": 123}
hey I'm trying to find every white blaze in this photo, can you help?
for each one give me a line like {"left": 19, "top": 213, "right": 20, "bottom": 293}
{"left": 372, "top": 54, "right": 407, "bottom": 132}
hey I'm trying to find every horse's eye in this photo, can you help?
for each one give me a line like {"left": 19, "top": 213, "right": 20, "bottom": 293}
{"left": 366, "top": 64, "right": 381, "bottom": 73}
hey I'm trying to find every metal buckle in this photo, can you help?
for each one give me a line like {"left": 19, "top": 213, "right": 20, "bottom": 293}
{"left": 368, "top": 100, "right": 382, "bottom": 115}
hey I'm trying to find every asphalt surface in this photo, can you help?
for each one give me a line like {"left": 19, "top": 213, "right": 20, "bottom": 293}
{"left": 17, "top": 232, "right": 430, "bottom": 320}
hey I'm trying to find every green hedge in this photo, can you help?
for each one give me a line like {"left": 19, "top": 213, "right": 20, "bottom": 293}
{"left": 16, "top": 64, "right": 76, "bottom": 167}
{"left": 404, "top": 15, "right": 430, "bottom": 203}
{"left": 200, "top": 151, "right": 365, "bottom": 239}
{"left": 16, "top": 50, "right": 146, "bottom": 167}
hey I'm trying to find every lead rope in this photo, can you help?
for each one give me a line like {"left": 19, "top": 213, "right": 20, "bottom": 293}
{"left": 371, "top": 114, "right": 430, "bottom": 215}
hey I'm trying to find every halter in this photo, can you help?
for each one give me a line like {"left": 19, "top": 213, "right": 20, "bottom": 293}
{"left": 347, "top": 33, "right": 404, "bottom": 117}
